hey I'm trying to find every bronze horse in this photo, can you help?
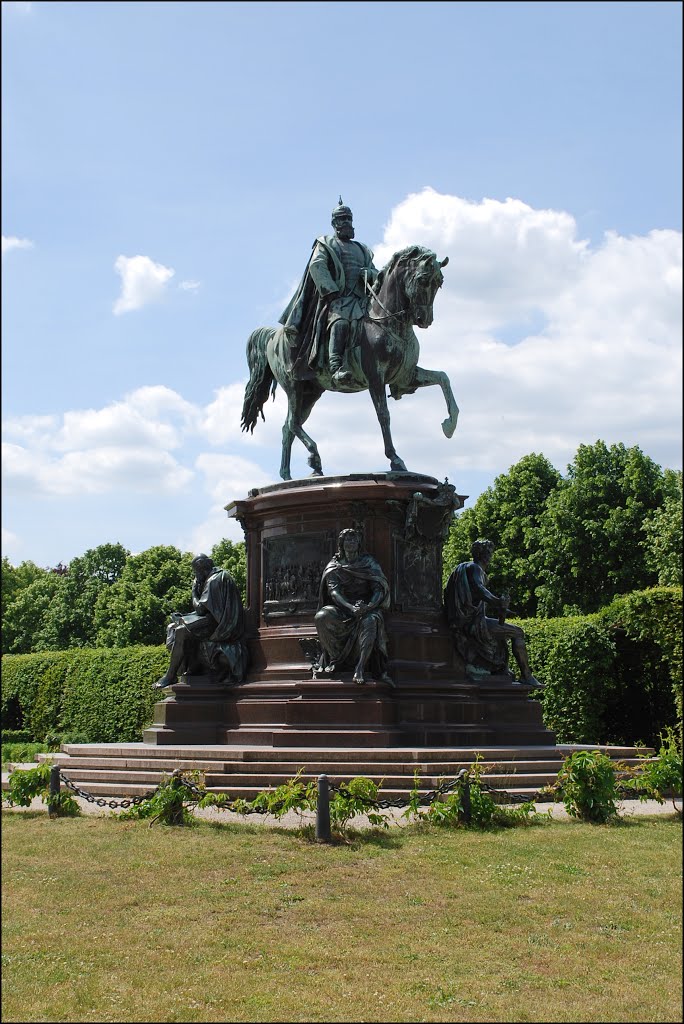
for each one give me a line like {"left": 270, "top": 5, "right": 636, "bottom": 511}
{"left": 241, "top": 244, "right": 458, "bottom": 480}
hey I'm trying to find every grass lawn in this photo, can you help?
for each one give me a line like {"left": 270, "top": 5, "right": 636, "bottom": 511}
{"left": 1, "top": 810, "right": 681, "bottom": 1023}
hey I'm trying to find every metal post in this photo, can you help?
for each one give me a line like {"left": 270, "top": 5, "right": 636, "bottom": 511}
{"left": 461, "top": 779, "right": 471, "bottom": 824}
{"left": 316, "top": 774, "right": 331, "bottom": 842}
{"left": 48, "top": 764, "right": 61, "bottom": 819}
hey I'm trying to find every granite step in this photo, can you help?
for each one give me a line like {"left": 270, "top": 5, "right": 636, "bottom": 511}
{"left": 37, "top": 754, "right": 580, "bottom": 774}
{"left": 48, "top": 742, "right": 648, "bottom": 764}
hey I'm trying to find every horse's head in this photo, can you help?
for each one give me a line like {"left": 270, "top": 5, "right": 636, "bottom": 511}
{"left": 405, "top": 248, "right": 449, "bottom": 328}
{"left": 377, "top": 246, "right": 448, "bottom": 329}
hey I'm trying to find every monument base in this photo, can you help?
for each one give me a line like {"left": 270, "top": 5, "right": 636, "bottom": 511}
{"left": 145, "top": 675, "right": 551, "bottom": 748}
{"left": 143, "top": 675, "right": 227, "bottom": 745}
{"left": 145, "top": 471, "right": 556, "bottom": 749}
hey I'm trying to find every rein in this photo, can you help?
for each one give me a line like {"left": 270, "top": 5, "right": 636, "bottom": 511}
{"left": 363, "top": 271, "right": 405, "bottom": 322}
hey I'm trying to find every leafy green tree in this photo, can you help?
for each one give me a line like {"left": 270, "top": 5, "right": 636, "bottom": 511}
{"left": 94, "top": 545, "right": 195, "bottom": 648}
{"left": 1, "top": 557, "right": 49, "bottom": 620}
{"left": 534, "top": 441, "right": 667, "bottom": 616}
{"left": 211, "top": 538, "right": 247, "bottom": 603}
{"left": 35, "top": 543, "right": 130, "bottom": 650}
{"left": 642, "top": 470, "right": 683, "bottom": 586}
{"left": 442, "top": 454, "right": 562, "bottom": 617}
{"left": 1, "top": 573, "right": 64, "bottom": 654}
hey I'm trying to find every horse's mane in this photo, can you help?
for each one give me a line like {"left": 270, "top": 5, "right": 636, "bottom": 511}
{"left": 376, "top": 245, "right": 437, "bottom": 287}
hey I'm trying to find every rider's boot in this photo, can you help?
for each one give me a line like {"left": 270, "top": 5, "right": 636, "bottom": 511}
{"left": 329, "top": 325, "right": 354, "bottom": 387}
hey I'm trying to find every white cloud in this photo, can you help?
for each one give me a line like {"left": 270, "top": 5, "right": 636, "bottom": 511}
{"left": 112, "top": 254, "right": 175, "bottom": 314}
{"left": 124, "top": 384, "right": 200, "bottom": 426}
{"left": 1, "top": 387, "right": 201, "bottom": 497}
{"left": 374, "top": 189, "right": 589, "bottom": 330}
{"left": 232, "top": 189, "right": 681, "bottom": 482}
{"left": 2, "top": 235, "right": 34, "bottom": 256}
{"left": 202, "top": 381, "right": 288, "bottom": 449}
{"left": 2, "top": 441, "right": 193, "bottom": 496}
{"left": 182, "top": 454, "right": 273, "bottom": 553}
{"left": 3, "top": 387, "right": 200, "bottom": 454}
{"left": 3, "top": 190, "right": 680, "bottom": 566}
{"left": 1, "top": 414, "right": 59, "bottom": 446}
{"left": 330, "top": 188, "right": 682, "bottom": 477}
{"left": 179, "top": 279, "right": 201, "bottom": 292}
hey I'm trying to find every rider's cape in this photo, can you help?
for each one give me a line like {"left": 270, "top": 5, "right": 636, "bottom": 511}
{"left": 279, "top": 235, "right": 376, "bottom": 379}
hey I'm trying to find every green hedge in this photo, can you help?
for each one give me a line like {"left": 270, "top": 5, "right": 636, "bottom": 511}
{"left": 1, "top": 588, "right": 680, "bottom": 746}
{"left": 1, "top": 646, "right": 167, "bottom": 743}
{"left": 515, "top": 617, "right": 618, "bottom": 744}
{"left": 516, "top": 587, "right": 681, "bottom": 745}
{"left": 599, "top": 587, "right": 682, "bottom": 733}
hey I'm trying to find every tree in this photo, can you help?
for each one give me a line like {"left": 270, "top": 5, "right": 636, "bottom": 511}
{"left": 94, "top": 545, "right": 195, "bottom": 648}
{"left": 211, "top": 539, "right": 247, "bottom": 603}
{"left": 36, "top": 543, "right": 130, "bottom": 650}
{"left": 534, "top": 441, "right": 667, "bottom": 616}
{"left": 642, "top": 469, "right": 683, "bottom": 586}
{"left": 442, "top": 454, "right": 562, "bottom": 617}
{"left": 1, "top": 557, "right": 49, "bottom": 620}
{"left": 1, "top": 573, "right": 64, "bottom": 654}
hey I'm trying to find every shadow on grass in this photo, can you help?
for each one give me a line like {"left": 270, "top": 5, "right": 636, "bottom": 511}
{"left": 1, "top": 808, "right": 47, "bottom": 821}
{"left": 329, "top": 827, "right": 405, "bottom": 849}
{"left": 609, "top": 812, "right": 682, "bottom": 827}
{"left": 199, "top": 817, "right": 406, "bottom": 847}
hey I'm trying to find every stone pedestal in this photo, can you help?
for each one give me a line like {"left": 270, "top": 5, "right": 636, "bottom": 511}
{"left": 145, "top": 473, "right": 555, "bottom": 748}
{"left": 143, "top": 675, "right": 228, "bottom": 744}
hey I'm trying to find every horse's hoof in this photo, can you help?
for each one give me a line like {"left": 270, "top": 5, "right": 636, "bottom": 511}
{"left": 390, "top": 459, "right": 408, "bottom": 473}
{"left": 309, "top": 470, "right": 324, "bottom": 478}
{"left": 442, "top": 419, "right": 456, "bottom": 439}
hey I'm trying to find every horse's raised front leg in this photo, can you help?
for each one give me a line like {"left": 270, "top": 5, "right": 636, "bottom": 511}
{"left": 367, "top": 369, "right": 408, "bottom": 473}
{"left": 397, "top": 366, "right": 459, "bottom": 438}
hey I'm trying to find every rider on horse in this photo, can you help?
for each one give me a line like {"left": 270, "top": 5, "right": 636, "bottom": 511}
{"left": 279, "top": 198, "right": 379, "bottom": 389}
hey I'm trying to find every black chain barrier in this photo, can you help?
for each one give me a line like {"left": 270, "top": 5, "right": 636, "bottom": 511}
{"left": 56, "top": 768, "right": 280, "bottom": 815}
{"left": 165, "top": 771, "right": 275, "bottom": 815}
{"left": 327, "top": 768, "right": 549, "bottom": 809}
{"left": 54, "top": 766, "right": 551, "bottom": 814}
{"left": 59, "top": 772, "right": 157, "bottom": 809}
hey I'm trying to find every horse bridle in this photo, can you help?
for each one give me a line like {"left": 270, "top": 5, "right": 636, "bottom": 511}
{"left": 363, "top": 271, "right": 406, "bottom": 322}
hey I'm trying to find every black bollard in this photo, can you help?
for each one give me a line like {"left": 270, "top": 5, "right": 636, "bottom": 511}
{"left": 461, "top": 779, "right": 472, "bottom": 824}
{"left": 316, "top": 774, "right": 332, "bottom": 842}
{"left": 48, "top": 764, "right": 61, "bottom": 819}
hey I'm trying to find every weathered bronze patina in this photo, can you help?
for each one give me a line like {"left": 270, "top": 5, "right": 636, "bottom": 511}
{"left": 241, "top": 201, "right": 458, "bottom": 480}
{"left": 154, "top": 554, "right": 248, "bottom": 689}
{"left": 314, "top": 527, "right": 393, "bottom": 686}
{"left": 444, "top": 539, "right": 543, "bottom": 687}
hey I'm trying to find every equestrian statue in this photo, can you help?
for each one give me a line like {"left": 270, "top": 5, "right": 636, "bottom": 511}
{"left": 241, "top": 198, "right": 459, "bottom": 480}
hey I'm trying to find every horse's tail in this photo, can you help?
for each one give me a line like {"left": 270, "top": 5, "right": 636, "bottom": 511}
{"left": 241, "top": 327, "right": 277, "bottom": 433}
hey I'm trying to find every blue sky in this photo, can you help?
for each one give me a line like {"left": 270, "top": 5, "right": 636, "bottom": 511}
{"left": 2, "top": 0, "right": 682, "bottom": 568}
